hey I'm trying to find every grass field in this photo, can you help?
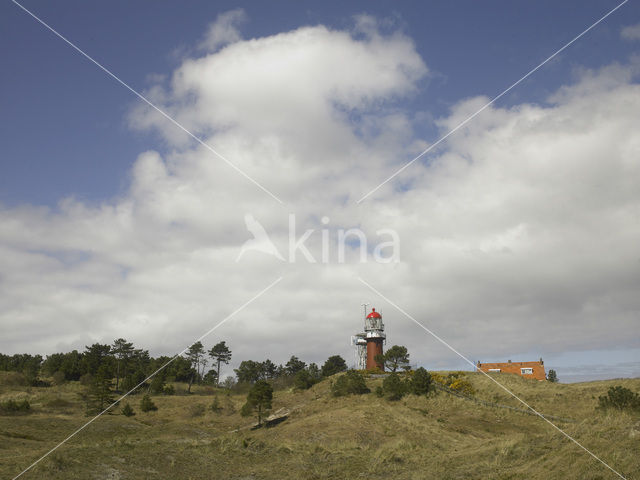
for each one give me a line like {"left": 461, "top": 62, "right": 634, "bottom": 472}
{"left": 1, "top": 371, "right": 639, "bottom": 479}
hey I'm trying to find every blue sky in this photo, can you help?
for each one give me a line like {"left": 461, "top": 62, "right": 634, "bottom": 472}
{"left": 1, "top": 1, "right": 639, "bottom": 382}
{"left": 2, "top": 1, "right": 637, "bottom": 206}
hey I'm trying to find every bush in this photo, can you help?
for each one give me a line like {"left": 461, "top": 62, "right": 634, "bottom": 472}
{"left": 140, "top": 394, "right": 157, "bottom": 412}
{"left": 121, "top": 403, "right": 135, "bottom": 417}
{"left": 163, "top": 384, "right": 175, "bottom": 395}
{"left": 449, "top": 379, "right": 475, "bottom": 396}
{"left": 210, "top": 396, "right": 223, "bottom": 413}
{"left": 382, "top": 373, "right": 407, "bottom": 401}
{"left": 331, "top": 371, "right": 370, "bottom": 397}
{"left": 293, "top": 370, "right": 317, "bottom": 391}
{"left": 149, "top": 375, "right": 166, "bottom": 394}
{"left": 598, "top": 386, "right": 640, "bottom": 412}
{"left": 410, "top": 368, "right": 433, "bottom": 396}
{"left": 0, "top": 399, "right": 31, "bottom": 415}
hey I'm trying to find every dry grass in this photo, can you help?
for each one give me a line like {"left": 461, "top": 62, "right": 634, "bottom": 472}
{"left": 0, "top": 371, "right": 638, "bottom": 479}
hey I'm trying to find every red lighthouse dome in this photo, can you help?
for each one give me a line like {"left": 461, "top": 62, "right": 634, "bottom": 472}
{"left": 366, "top": 308, "right": 382, "bottom": 319}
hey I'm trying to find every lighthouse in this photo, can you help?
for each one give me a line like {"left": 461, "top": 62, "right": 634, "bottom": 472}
{"left": 365, "top": 308, "right": 386, "bottom": 370}
{"left": 351, "top": 307, "right": 386, "bottom": 370}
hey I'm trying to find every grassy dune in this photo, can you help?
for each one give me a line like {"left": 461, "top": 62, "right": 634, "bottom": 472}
{"left": 1, "top": 372, "right": 639, "bottom": 479}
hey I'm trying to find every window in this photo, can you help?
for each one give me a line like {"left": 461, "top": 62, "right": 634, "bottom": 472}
{"left": 521, "top": 368, "right": 533, "bottom": 375}
{"left": 488, "top": 368, "right": 501, "bottom": 372}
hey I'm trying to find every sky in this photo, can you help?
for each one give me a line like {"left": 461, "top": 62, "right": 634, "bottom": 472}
{"left": 1, "top": 1, "right": 639, "bottom": 382}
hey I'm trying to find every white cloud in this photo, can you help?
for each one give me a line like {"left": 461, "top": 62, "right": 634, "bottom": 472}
{"left": 1, "top": 17, "right": 639, "bottom": 374}
{"left": 621, "top": 23, "right": 640, "bottom": 41}
{"left": 199, "top": 9, "right": 247, "bottom": 52}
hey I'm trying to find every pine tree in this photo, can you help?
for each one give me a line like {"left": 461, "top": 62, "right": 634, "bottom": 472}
{"left": 112, "top": 338, "right": 134, "bottom": 392}
{"left": 208, "top": 341, "right": 232, "bottom": 387}
{"left": 185, "top": 342, "right": 205, "bottom": 393}
{"left": 121, "top": 403, "right": 135, "bottom": 417}
{"left": 140, "top": 394, "right": 158, "bottom": 412}
{"left": 82, "top": 365, "right": 115, "bottom": 415}
{"left": 241, "top": 380, "right": 273, "bottom": 426}
{"left": 321, "top": 355, "right": 347, "bottom": 377}
{"left": 381, "top": 345, "right": 410, "bottom": 372}
{"left": 285, "top": 356, "right": 306, "bottom": 376}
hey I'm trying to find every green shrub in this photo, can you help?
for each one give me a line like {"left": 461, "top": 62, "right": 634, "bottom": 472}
{"left": 210, "top": 396, "right": 223, "bottom": 413}
{"left": 331, "top": 371, "right": 370, "bottom": 397}
{"left": 293, "top": 370, "right": 317, "bottom": 390}
{"left": 410, "top": 368, "right": 433, "bottom": 396}
{"left": 163, "top": 384, "right": 175, "bottom": 395}
{"left": 140, "top": 394, "right": 157, "bottom": 412}
{"left": 382, "top": 372, "right": 407, "bottom": 401}
{"left": 0, "top": 399, "right": 31, "bottom": 414}
{"left": 598, "top": 386, "right": 640, "bottom": 412}
{"left": 121, "top": 403, "right": 135, "bottom": 417}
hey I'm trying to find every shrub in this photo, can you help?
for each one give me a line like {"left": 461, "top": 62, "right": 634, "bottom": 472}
{"left": 210, "top": 396, "right": 223, "bottom": 413}
{"left": 149, "top": 375, "right": 166, "bottom": 394}
{"left": 547, "top": 369, "right": 558, "bottom": 383}
{"left": 382, "top": 373, "right": 407, "bottom": 401}
{"left": 331, "top": 371, "right": 370, "bottom": 397}
{"left": 410, "top": 368, "right": 433, "bottom": 396}
{"left": 121, "top": 403, "right": 135, "bottom": 417}
{"left": 0, "top": 399, "right": 31, "bottom": 414}
{"left": 293, "top": 370, "right": 317, "bottom": 390}
{"left": 598, "top": 386, "right": 640, "bottom": 412}
{"left": 449, "top": 379, "right": 475, "bottom": 396}
{"left": 140, "top": 394, "right": 157, "bottom": 412}
{"left": 163, "top": 384, "right": 175, "bottom": 395}
{"left": 375, "top": 386, "right": 384, "bottom": 398}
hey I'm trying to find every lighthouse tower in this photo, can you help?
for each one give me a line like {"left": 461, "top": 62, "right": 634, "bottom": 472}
{"left": 365, "top": 308, "right": 386, "bottom": 370}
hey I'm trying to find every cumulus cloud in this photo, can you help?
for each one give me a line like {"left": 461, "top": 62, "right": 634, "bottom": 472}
{"left": 621, "top": 23, "right": 640, "bottom": 41}
{"left": 1, "top": 17, "right": 639, "bottom": 376}
{"left": 199, "top": 9, "right": 247, "bottom": 52}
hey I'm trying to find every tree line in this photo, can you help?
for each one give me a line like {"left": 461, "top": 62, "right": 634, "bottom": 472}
{"left": 0, "top": 339, "right": 232, "bottom": 392}
{"left": 0, "top": 340, "right": 352, "bottom": 393}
